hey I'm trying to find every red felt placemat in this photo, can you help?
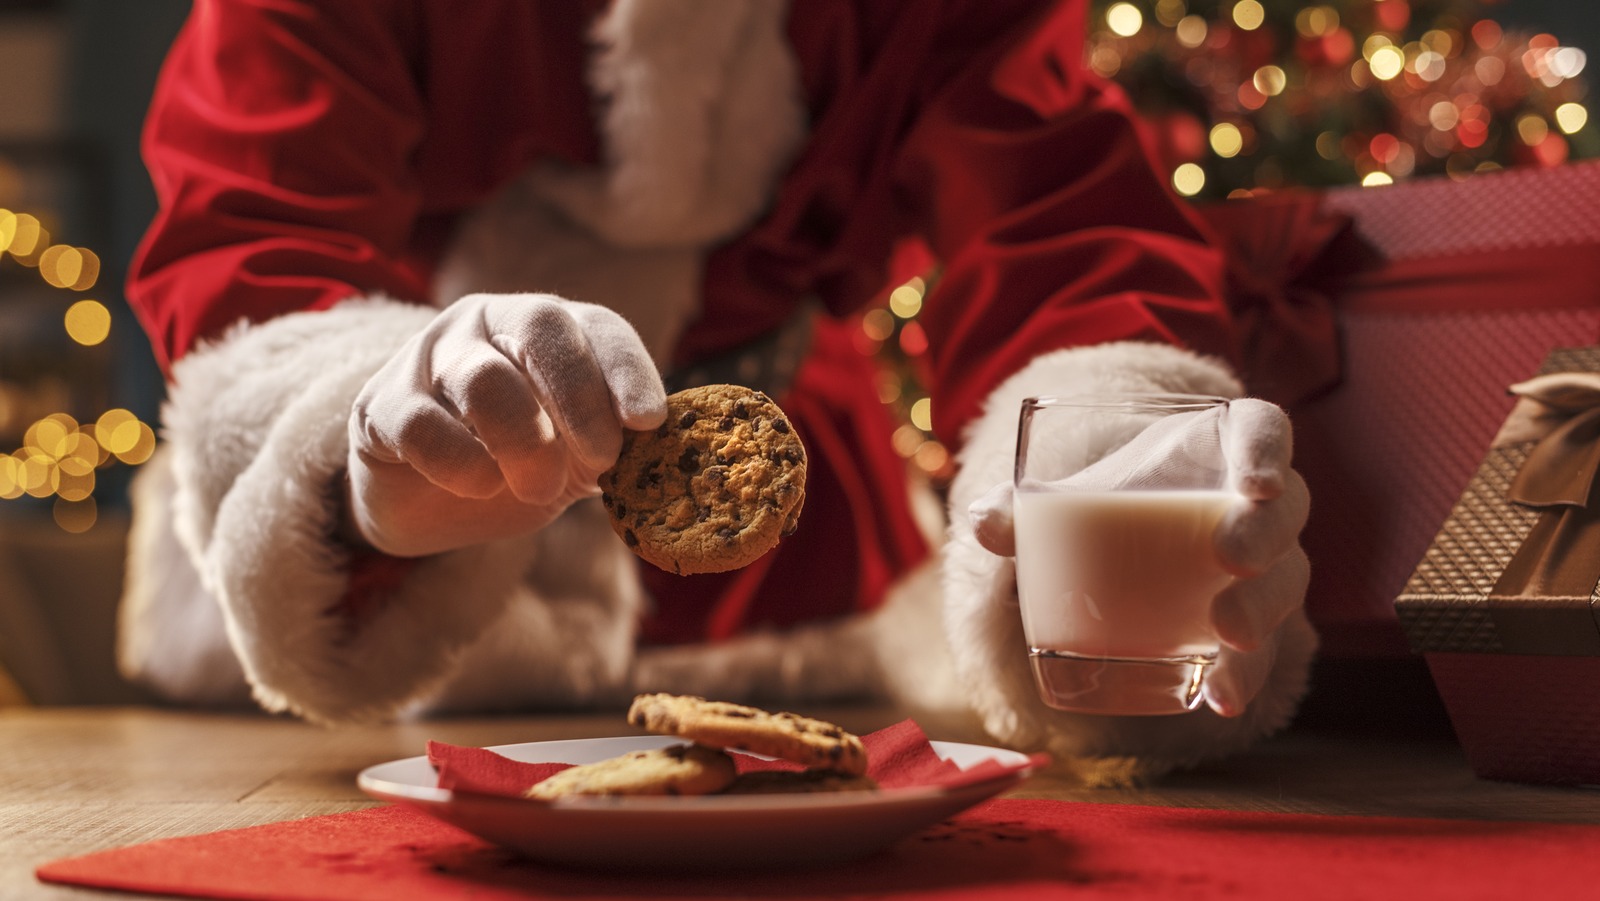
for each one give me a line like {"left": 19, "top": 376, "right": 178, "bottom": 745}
{"left": 37, "top": 797, "right": 1600, "bottom": 900}
{"left": 35, "top": 720, "right": 1600, "bottom": 899}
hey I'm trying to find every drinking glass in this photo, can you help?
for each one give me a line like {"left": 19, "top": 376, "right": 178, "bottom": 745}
{"left": 1012, "top": 393, "right": 1236, "bottom": 716}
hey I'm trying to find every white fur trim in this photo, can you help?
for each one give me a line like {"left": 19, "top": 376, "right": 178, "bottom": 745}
{"left": 149, "top": 299, "right": 529, "bottom": 722}
{"left": 117, "top": 446, "right": 251, "bottom": 706}
{"left": 528, "top": 0, "right": 806, "bottom": 248}
{"left": 941, "top": 342, "right": 1316, "bottom": 774}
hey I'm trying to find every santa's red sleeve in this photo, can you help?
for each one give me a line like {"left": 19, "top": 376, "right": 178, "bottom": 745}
{"left": 118, "top": 1, "right": 564, "bottom": 723}
{"left": 875, "top": 0, "right": 1318, "bottom": 766}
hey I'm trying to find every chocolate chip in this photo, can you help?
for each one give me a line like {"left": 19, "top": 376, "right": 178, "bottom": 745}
{"left": 677, "top": 447, "right": 701, "bottom": 474}
{"left": 719, "top": 415, "right": 735, "bottom": 431}
{"left": 601, "top": 492, "right": 613, "bottom": 509}
{"left": 772, "top": 418, "right": 790, "bottom": 434}
{"left": 655, "top": 423, "right": 670, "bottom": 438}
{"left": 717, "top": 526, "right": 738, "bottom": 543}
{"left": 615, "top": 501, "right": 627, "bottom": 519}
{"left": 678, "top": 410, "right": 698, "bottom": 429}
{"left": 623, "top": 529, "right": 638, "bottom": 547}
{"left": 703, "top": 466, "right": 727, "bottom": 487}
{"left": 749, "top": 417, "right": 762, "bottom": 433}
{"left": 733, "top": 402, "right": 750, "bottom": 419}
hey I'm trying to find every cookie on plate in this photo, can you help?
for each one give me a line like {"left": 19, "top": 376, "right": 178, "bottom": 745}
{"left": 720, "top": 769, "right": 880, "bottom": 795}
{"left": 524, "top": 743, "right": 737, "bottom": 800}
{"left": 599, "top": 384, "right": 806, "bottom": 575}
{"left": 627, "top": 693, "right": 868, "bottom": 777}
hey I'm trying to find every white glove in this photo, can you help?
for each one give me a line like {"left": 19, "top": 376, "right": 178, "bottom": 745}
{"left": 345, "top": 293, "right": 668, "bottom": 557}
{"left": 968, "top": 398, "right": 1310, "bottom": 717}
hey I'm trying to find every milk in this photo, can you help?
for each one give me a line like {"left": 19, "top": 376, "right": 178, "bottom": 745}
{"left": 1013, "top": 489, "right": 1235, "bottom": 660}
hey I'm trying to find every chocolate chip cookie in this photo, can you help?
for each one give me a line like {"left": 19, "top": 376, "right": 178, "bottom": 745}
{"left": 599, "top": 385, "right": 806, "bottom": 575}
{"left": 627, "top": 693, "right": 868, "bottom": 777}
{"left": 523, "top": 743, "right": 737, "bottom": 799}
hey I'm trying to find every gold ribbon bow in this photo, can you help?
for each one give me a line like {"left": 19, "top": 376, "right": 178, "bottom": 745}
{"left": 1488, "top": 373, "right": 1600, "bottom": 653}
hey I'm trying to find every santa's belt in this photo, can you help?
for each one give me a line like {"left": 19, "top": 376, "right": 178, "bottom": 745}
{"left": 663, "top": 302, "right": 816, "bottom": 400}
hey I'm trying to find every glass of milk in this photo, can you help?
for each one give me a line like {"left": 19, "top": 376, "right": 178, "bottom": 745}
{"left": 1012, "top": 394, "right": 1236, "bottom": 716}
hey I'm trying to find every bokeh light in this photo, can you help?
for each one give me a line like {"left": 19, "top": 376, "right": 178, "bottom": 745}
{"left": 64, "top": 300, "right": 112, "bottom": 346}
{"left": 1369, "top": 45, "right": 1405, "bottom": 80}
{"left": 1555, "top": 102, "right": 1589, "bottom": 134}
{"left": 1175, "top": 15, "right": 1207, "bottom": 48}
{"left": 1210, "top": 122, "right": 1244, "bottom": 158}
{"left": 1232, "top": 0, "right": 1264, "bottom": 31}
{"left": 1106, "top": 2, "right": 1142, "bottom": 37}
{"left": 1172, "top": 163, "right": 1206, "bottom": 196}
{"left": 888, "top": 283, "right": 923, "bottom": 319}
{"left": 52, "top": 497, "right": 97, "bottom": 534}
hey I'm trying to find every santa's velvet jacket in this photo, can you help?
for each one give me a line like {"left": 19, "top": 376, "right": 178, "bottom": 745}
{"left": 119, "top": 0, "right": 1312, "bottom": 771}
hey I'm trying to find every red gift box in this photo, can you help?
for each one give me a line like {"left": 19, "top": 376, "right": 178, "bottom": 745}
{"left": 1207, "top": 161, "right": 1600, "bottom": 782}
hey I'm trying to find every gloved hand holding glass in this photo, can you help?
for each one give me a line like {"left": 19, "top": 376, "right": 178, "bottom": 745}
{"left": 971, "top": 394, "right": 1310, "bottom": 716}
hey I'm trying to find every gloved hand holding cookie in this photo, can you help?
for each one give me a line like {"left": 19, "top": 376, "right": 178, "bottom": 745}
{"left": 600, "top": 385, "right": 807, "bottom": 575}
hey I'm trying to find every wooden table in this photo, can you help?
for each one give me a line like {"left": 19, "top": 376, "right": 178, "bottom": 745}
{"left": 4, "top": 705, "right": 1597, "bottom": 899}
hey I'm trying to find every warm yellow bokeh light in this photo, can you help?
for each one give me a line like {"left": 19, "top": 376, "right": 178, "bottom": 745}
{"left": 889, "top": 284, "right": 923, "bottom": 319}
{"left": 1232, "top": 0, "right": 1265, "bottom": 31}
{"left": 22, "top": 455, "right": 59, "bottom": 498}
{"left": 875, "top": 371, "right": 902, "bottom": 406}
{"left": 55, "top": 431, "right": 99, "bottom": 475}
{"left": 96, "top": 409, "right": 139, "bottom": 451}
{"left": 1555, "top": 102, "right": 1589, "bottom": 134}
{"left": 1421, "top": 29, "right": 1454, "bottom": 57}
{"left": 1173, "top": 163, "right": 1206, "bottom": 197}
{"left": 1517, "top": 114, "right": 1550, "bottom": 146}
{"left": 1295, "top": 6, "right": 1339, "bottom": 38}
{"left": 5, "top": 213, "right": 45, "bottom": 259}
{"left": 861, "top": 308, "right": 895, "bottom": 342}
{"left": 38, "top": 244, "right": 100, "bottom": 291}
{"left": 909, "top": 397, "right": 933, "bottom": 432}
{"left": 115, "top": 422, "right": 158, "bottom": 466}
{"left": 912, "top": 440, "right": 950, "bottom": 475}
{"left": 1252, "top": 65, "right": 1287, "bottom": 96}
{"left": 65, "top": 299, "right": 112, "bottom": 346}
{"left": 1154, "top": 0, "right": 1186, "bottom": 27}
{"left": 892, "top": 423, "right": 925, "bottom": 458}
{"left": 40, "top": 245, "right": 82, "bottom": 289}
{"left": 0, "top": 209, "right": 14, "bottom": 254}
{"left": 1369, "top": 45, "right": 1405, "bottom": 80}
{"left": 1429, "top": 101, "right": 1460, "bottom": 131}
{"left": 1106, "top": 2, "right": 1143, "bottom": 37}
{"left": 1413, "top": 50, "right": 1446, "bottom": 81}
{"left": 55, "top": 468, "right": 95, "bottom": 503}
{"left": 1210, "top": 122, "right": 1244, "bottom": 158}
{"left": 0, "top": 456, "right": 21, "bottom": 500}
{"left": 53, "top": 496, "right": 98, "bottom": 534}
{"left": 27, "top": 416, "right": 73, "bottom": 459}
{"left": 1362, "top": 171, "right": 1395, "bottom": 187}
{"left": 1175, "top": 15, "right": 1207, "bottom": 47}
{"left": 1362, "top": 35, "right": 1393, "bottom": 61}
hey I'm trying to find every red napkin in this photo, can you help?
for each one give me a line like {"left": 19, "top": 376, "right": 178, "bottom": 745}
{"left": 36, "top": 796, "right": 1600, "bottom": 900}
{"left": 427, "top": 719, "right": 1041, "bottom": 797}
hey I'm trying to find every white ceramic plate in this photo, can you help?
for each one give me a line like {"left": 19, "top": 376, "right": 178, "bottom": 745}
{"left": 358, "top": 735, "right": 1041, "bottom": 870}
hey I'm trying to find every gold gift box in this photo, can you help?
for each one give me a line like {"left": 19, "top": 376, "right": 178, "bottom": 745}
{"left": 1396, "top": 346, "right": 1600, "bottom": 785}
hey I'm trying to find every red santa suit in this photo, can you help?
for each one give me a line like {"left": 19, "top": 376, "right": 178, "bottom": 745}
{"left": 118, "top": 0, "right": 1316, "bottom": 772}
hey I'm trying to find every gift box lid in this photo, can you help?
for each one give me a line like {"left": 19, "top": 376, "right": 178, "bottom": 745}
{"left": 1396, "top": 346, "right": 1600, "bottom": 657}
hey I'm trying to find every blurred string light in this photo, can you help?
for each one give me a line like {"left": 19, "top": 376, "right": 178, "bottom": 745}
{"left": 1082, "top": 0, "right": 1596, "bottom": 200}
{"left": 0, "top": 207, "right": 150, "bottom": 532}
{"left": 854, "top": 273, "right": 954, "bottom": 483}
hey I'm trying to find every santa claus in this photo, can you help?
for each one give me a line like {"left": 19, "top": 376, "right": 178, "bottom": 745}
{"left": 117, "top": 0, "right": 1314, "bottom": 782}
